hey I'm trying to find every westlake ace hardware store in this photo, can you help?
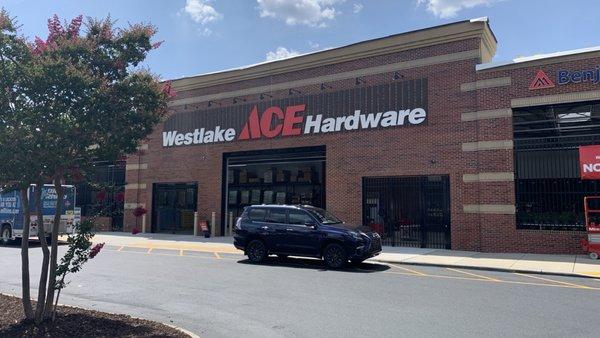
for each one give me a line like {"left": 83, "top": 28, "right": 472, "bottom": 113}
{"left": 121, "top": 18, "right": 600, "bottom": 254}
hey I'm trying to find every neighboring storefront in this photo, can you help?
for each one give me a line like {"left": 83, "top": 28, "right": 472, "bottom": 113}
{"left": 122, "top": 18, "right": 599, "bottom": 253}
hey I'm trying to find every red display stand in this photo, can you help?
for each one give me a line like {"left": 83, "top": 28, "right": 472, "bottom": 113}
{"left": 581, "top": 196, "right": 600, "bottom": 260}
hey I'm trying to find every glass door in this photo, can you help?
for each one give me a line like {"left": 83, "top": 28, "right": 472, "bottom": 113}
{"left": 152, "top": 183, "right": 197, "bottom": 234}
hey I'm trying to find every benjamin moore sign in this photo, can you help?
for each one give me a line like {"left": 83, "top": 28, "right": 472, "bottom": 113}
{"left": 163, "top": 79, "right": 428, "bottom": 147}
{"left": 530, "top": 66, "right": 600, "bottom": 90}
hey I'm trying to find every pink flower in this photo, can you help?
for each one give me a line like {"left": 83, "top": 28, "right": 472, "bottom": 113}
{"left": 89, "top": 243, "right": 105, "bottom": 259}
{"left": 96, "top": 190, "right": 107, "bottom": 201}
{"left": 162, "top": 81, "right": 176, "bottom": 99}
{"left": 114, "top": 192, "right": 125, "bottom": 202}
{"left": 151, "top": 40, "right": 164, "bottom": 50}
{"left": 132, "top": 207, "right": 147, "bottom": 217}
{"left": 67, "top": 15, "right": 83, "bottom": 38}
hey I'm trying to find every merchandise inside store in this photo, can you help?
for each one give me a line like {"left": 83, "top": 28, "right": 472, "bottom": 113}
{"left": 223, "top": 146, "right": 326, "bottom": 225}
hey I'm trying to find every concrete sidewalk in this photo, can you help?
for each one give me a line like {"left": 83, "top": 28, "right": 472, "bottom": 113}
{"left": 89, "top": 232, "right": 600, "bottom": 278}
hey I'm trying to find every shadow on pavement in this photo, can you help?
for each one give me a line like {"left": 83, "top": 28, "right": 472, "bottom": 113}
{"left": 1, "top": 240, "right": 68, "bottom": 249}
{"left": 237, "top": 256, "right": 390, "bottom": 273}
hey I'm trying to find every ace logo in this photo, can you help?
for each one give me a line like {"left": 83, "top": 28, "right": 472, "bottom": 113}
{"left": 239, "top": 105, "right": 306, "bottom": 140}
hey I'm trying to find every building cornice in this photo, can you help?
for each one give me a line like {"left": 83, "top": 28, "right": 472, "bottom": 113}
{"left": 171, "top": 20, "right": 496, "bottom": 93}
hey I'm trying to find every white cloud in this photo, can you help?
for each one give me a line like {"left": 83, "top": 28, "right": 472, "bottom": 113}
{"left": 266, "top": 47, "right": 301, "bottom": 61}
{"left": 257, "top": 0, "right": 345, "bottom": 28}
{"left": 352, "top": 3, "right": 363, "bottom": 14}
{"left": 417, "top": 0, "right": 500, "bottom": 18}
{"left": 184, "top": 0, "right": 222, "bottom": 25}
{"left": 308, "top": 40, "right": 320, "bottom": 49}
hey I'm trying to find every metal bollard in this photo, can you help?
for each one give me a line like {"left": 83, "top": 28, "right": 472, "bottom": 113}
{"left": 229, "top": 212, "right": 234, "bottom": 236}
{"left": 211, "top": 212, "right": 216, "bottom": 237}
{"left": 193, "top": 211, "right": 198, "bottom": 236}
{"left": 142, "top": 214, "right": 146, "bottom": 233}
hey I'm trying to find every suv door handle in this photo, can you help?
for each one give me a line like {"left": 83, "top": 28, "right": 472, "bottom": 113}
{"left": 286, "top": 228, "right": 294, "bottom": 231}
{"left": 261, "top": 226, "right": 269, "bottom": 230}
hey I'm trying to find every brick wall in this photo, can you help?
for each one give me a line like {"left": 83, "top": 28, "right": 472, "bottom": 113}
{"left": 124, "top": 33, "right": 597, "bottom": 254}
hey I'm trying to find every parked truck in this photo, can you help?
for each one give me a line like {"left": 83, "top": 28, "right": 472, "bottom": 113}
{"left": 0, "top": 184, "right": 78, "bottom": 245}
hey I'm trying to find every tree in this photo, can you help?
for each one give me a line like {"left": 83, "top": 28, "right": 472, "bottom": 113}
{"left": 0, "top": 11, "right": 172, "bottom": 323}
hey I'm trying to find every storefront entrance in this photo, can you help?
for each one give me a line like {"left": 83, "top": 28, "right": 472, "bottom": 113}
{"left": 222, "top": 146, "right": 326, "bottom": 234}
{"left": 362, "top": 175, "right": 451, "bottom": 249}
{"left": 151, "top": 183, "right": 198, "bottom": 234}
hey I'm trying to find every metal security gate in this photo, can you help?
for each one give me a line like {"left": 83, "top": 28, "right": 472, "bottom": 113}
{"left": 362, "top": 175, "right": 450, "bottom": 249}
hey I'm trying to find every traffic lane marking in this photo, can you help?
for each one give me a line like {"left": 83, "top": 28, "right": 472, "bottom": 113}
{"left": 514, "top": 273, "right": 593, "bottom": 289}
{"left": 387, "top": 263, "right": 427, "bottom": 276}
{"left": 102, "top": 247, "right": 239, "bottom": 260}
{"left": 446, "top": 268, "right": 501, "bottom": 282}
{"left": 214, "top": 252, "right": 221, "bottom": 259}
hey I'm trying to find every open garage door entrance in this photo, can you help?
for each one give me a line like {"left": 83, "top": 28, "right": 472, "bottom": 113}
{"left": 222, "top": 146, "right": 326, "bottom": 235}
{"left": 362, "top": 175, "right": 450, "bottom": 249}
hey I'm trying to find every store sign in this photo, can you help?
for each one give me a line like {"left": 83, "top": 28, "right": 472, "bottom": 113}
{"left": 162, "top": 105, "right": 427, "bottom": 146}
{"left": 579, "top": 145, "right": 600, "bottom": 180}
{"left": 162, "top": 79, "right": 429, "bottom": 147}
{"left": 530, "top": 67, "right": 600, "bottom": 90}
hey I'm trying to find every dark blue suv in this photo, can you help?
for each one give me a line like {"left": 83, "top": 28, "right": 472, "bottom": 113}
{"left": 233, "top": 205, "right": 381, "bottom": 268}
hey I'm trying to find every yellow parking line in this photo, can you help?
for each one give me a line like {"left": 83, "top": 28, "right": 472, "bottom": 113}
{"left": 514, "top": 273, "right": 592, "bottom": 289}
{"left": 388, "top": 263, "right": 427, "bottom": 276}
{"left": 383, "top": 270, "right": 600, "bottom": 290}
{"left": 447, "top": 268, "right": 501, "bottom": 282}
{"left": 179, "top": 249, "right": 184, "bottom": 257}
{"left": 214, "top": 252, "right": 221, "bottom": 259}
{"left": 146, "top": 248, "right": 153, "bottom": 254}
{"left": 117, "top": 246, "right": 124, "bottom": 252}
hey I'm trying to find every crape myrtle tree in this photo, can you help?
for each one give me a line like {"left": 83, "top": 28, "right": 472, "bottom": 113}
{"left": 0, "top": 10, "right": 173, "bottom": 324}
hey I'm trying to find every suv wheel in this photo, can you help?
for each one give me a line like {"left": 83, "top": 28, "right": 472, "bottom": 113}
{"left": 1, "top": 225, "right": 12, "bottom": 246}
{"left": 323, "top": 243, "right": 347, "bottom": 269}
{"left": 246, "top": 240, "right": 267, "bottom": 263}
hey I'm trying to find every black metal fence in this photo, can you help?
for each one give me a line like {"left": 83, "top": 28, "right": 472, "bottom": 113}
{"left": 514, "top": 101, "right": 600, "bottom": 230}
{"left": 362, "top": 175, "right": 450, "bottom": 249}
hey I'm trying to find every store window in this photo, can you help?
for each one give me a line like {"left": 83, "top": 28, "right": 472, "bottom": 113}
{"left": 74, "top": 160, "right": 125, "bottom": 231}
{"left": 514, "top": 101, "right": 600, "bottom": 230}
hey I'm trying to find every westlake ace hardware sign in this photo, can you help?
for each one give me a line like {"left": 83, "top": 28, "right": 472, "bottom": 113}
{"left": 163, "top": 79, "right": 428, "bottom": 147}
{"left": 580, "top": 145, "right": 600, "bottom": 180}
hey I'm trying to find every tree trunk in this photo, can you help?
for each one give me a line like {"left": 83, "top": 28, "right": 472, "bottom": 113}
{"left": 19, "top": 188, "right": 34, "bottom": 320}
{"left": 44, "top": 177, "right": 63, "bottom": 319}
{"left": 34, "top": 182, "right": 50, "bottom": 324}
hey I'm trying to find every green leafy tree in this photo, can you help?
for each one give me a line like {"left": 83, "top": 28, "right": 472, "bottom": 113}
{"left": 0, "top": 11, "right": 172, "bottom": 323}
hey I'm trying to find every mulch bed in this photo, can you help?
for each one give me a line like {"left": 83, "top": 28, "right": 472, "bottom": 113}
{"left": 0, "top": 293, "right": 189, "bottom": 337}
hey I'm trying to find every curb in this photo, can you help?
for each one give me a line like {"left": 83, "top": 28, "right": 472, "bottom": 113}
{"left": 0, "top": 292, "right": 200, "bottom": 338}
{"left": 369, "top": 258, "right": 600, "bottom": 280}
{"left": 164, "top": 323, "right": 201, "bottom": 338}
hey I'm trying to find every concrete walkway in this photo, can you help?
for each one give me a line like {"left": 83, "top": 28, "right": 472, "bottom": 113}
{"left": 88, "top": 232, "right": 600, "bottom": 278}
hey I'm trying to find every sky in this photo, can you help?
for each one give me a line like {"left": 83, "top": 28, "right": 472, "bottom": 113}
{"left": 1, "top": 0, "right": 600, "bottom": 80}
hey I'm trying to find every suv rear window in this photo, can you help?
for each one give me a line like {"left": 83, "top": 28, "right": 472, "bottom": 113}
{"left": 247, "top": 208, "right": 267, "bottom": 221}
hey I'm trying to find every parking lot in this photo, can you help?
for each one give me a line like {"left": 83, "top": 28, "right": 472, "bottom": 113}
{"left": 2, "top": 243, "right": 600, "bottom": 337}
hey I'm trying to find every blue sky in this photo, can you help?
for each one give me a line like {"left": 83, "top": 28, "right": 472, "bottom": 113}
{"left": 1, "top": 0, "right": 599, "bottom": 80}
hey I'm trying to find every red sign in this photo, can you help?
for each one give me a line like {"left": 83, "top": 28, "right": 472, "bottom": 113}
{"left": 580, "top": 145, "right": 600, "bottom": 180}
{"left": 529, "top": 70, "right": 555, "bottom": 90}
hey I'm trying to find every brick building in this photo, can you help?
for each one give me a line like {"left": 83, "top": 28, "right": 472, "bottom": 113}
{"left": 122, "top": 18, "right": 600, "bottom": 253}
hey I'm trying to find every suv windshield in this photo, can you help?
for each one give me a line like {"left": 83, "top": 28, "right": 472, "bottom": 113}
{"left": 306, "top": 207, "right": 343, "bottom": 225}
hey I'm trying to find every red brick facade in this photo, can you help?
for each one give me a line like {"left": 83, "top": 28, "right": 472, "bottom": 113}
{"left": 123, "top": 19, "right": 596, "bottom": 254}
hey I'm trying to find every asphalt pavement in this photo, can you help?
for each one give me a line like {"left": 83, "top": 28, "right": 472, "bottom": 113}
{"left": 1, "top": 244, "right": 600, "bottom": 337}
